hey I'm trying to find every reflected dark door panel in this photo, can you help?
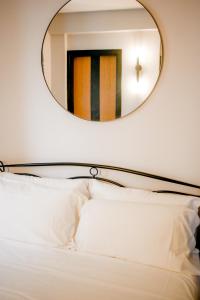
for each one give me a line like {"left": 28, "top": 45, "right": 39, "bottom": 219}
{"left": 67, "top": 50, "right": 122, "bottom": 121}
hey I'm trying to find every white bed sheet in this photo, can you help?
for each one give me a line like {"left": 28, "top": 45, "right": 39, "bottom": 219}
{"left": 0, "top": 239, "right": 199, "bottom": 300}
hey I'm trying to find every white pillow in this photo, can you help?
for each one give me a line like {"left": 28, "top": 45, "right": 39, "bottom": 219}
{"left": 89, "top": 180, "right": 200, "bottom": 210}
{"left": 0, "top": 172, "right": 89, "bottom": 197}
{"left": 0, "top": 175, "right": 88, "bottom": 247}
{"left": 75, "top": 199, "right": 200, "bottom": 272}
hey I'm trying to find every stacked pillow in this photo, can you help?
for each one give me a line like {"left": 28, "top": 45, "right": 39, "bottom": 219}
{"left": 0, "top": 172, "right": 89, "bottom": 247}
{"left": 74, "top": 180, "right": 200, "bottom": 273}
{"left": 89, "top": 179, "right": 200, "bottom": 210}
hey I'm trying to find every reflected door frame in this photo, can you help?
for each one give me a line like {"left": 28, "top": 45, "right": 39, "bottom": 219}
{"left": 67, "top": 49, "right": 122, "bottom": 121}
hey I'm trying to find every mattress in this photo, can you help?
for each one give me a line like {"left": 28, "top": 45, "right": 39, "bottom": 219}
{"left": 0, "top": 239, "right": 199, "bottom": 300}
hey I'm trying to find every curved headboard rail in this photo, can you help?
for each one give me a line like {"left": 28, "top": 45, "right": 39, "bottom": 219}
{"left": 0, "top": 160, "right": 200, "bottom": 195}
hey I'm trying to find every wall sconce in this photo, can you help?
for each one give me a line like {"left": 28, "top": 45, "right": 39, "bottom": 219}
{"left": 135, "top": 57, "right": 142, "bottom": 82}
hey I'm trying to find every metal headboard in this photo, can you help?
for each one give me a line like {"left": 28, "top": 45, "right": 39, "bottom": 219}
{"left": 0, "top": 160, "right": 200, "bottom": 251}
{"left": 0, "top": 161, "right": 200, "bottom": 196}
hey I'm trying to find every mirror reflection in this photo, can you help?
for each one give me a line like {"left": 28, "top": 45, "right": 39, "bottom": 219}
{"left": 42, "top": 0, "right": 163, "bottom": 121}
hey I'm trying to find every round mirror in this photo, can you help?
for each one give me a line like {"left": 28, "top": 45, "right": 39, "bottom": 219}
{"left": 42, "top": 0, "right": 163, "bottom": 121}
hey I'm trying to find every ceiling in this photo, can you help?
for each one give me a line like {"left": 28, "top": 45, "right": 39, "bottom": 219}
{"left": 60, "top": 0, "right": 142, "bottom": 13}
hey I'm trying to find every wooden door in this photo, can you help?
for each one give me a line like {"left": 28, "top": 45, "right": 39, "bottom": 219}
{"left": 67, "top": 50, "right": 121, "bottom": 121}
{"left": 73, "top": 57, "right": 91, "bottom": 120}
{"left": 100, "top": 56, "right": 117, "bottom": 121}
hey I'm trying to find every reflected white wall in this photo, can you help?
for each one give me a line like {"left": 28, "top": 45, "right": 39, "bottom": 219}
{"left": 67, "top": 30, "right": 160, "bottom": 115}
{"left": 44, "top": 8, "right": 160, "bottom": 114}
{"left": 51, "top": 34, "right": 66, "bottom": 108}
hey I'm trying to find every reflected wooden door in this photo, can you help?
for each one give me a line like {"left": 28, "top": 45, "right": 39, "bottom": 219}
{"left": 73, "top": 57, "right": 91, "bottom": 120}
{"left": 67, "top": 50, "right": 122, "bottom": 121}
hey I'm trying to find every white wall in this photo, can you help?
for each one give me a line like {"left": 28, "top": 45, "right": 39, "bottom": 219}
{"left": 0, "top": 0, "right": 200, "bottom": 192}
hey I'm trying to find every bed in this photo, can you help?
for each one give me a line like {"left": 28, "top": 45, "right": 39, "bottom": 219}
{"left": 0, "top": 239, "right": 199, "bottom": 300}
{"left": 0, "top": 161, "right": 199, "bottom": 300}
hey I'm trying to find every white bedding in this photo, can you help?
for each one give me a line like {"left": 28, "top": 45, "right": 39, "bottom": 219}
{"left": 0, "top": 239, "right": 199, "bottom": 300}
